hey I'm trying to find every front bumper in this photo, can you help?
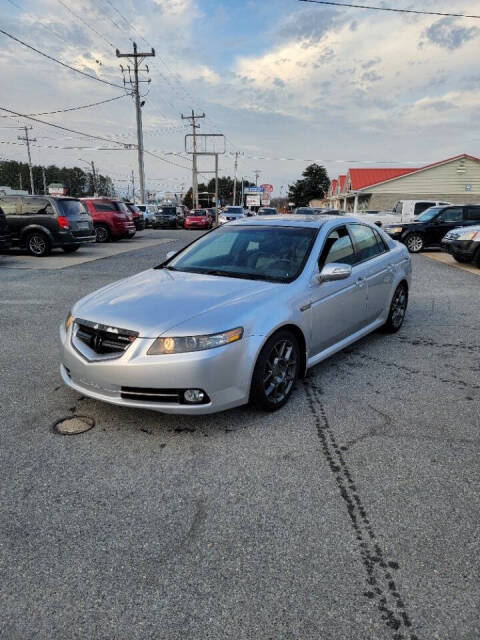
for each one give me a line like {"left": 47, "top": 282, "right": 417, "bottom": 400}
{"left": 442, "top": 239, "right": 478, "bottom": 259}
{"left": 153, "top": 217, "right": 176, "bottom": 228}
{"left": 184, "top": 222, "right": 209, "bottom": 229}
{"left": 59, "top": 323, "right": 257, "bottom": 414}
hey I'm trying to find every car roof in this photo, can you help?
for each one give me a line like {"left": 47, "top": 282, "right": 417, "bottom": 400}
{"left": 229, "top": 214, "right": 364, "bottom": 228}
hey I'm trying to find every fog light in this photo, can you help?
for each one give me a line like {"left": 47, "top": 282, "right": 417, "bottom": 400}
{"left": 184, "top": 389, "right": 205, "bottom": 404}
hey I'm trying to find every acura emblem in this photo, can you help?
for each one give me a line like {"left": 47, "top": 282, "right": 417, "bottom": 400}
{"left": 90, "top": 333, "right": 103, "bottom": 352}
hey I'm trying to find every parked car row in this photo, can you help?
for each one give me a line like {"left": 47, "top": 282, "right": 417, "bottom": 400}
{"left": 0, "top": 195, "right": 146, "bottom": 257}
{"left": 383, "top": 203, "right": 480, "bottom": 267}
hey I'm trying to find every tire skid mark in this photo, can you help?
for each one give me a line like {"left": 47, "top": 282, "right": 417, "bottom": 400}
{"left": 344, "top": 349, "right": 480, "bottom": 392}
{"left": 304, "top": 380, "right": 419, "bottom": 640}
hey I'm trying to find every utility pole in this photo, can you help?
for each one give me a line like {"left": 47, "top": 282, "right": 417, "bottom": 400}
{"left": 90, "top": 161, "right": 98, "bottom": 196}
{"left": 116, "top": 42, "right": 155, "bottom": 205}
{"left": 18, "top": 126, "right": 36, "bottom": 194}
{"left": 42, "top": 167, "right": 47, "bottom": 195}
{"left": 131, "top": 170, "right": 135, "bottom": 202}
{"left": 254, "top": 169, "right": 261, "bottom": 186}
{"left": 181, "top": 110, "right": 205, "bottom": 209}
{"left": 240, "top": 177, "right": 244, "bottom": 208}
{"left": 19, "top": 172, "right": 23, "bottom": 191}
{"left": 232, "top": 151, "right": 240, "bottom": 206}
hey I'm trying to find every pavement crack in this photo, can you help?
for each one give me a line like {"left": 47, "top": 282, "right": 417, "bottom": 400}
{"left": 304, "top": 380, "right": 419, "bottom": 640}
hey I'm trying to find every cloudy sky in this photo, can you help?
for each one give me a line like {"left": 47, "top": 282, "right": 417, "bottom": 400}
{"left": 1, "top": 0, "right": 479, "bottom": 197}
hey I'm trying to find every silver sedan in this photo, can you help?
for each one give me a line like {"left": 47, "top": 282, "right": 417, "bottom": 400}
{"left": 59, "top": 216, "right": 411, "bottom": 414}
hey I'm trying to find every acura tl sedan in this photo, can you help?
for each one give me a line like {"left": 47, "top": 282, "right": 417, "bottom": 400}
{"left": 59, "top": 216, "right": 411, "bottom": 415}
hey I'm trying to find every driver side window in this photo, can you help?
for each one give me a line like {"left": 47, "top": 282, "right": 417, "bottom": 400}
{"left": 319, "top": 226, "right": 356, "bottom": 268}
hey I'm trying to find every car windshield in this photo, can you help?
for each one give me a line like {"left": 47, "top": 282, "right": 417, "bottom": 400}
{"left": 417, "top": 207, "right": 443, "bottom": 222}
{"left": 225, "top": 207, "right": 243, "bottom": 214}
{"left": 159, "top": 207, "right": 176, "bottom": 215}
{"left": 192, "top": 210, "right": 207, "bottom": 216}
{"left": 165, "top": 225, "right": 318, "bottom": 283}
{"left": 294, "top": 207, "right": 315, "bottom": 215}
{"left": 259, "top": 208, "right": 276, "bottom": 215}
{"left": 56, "top": 199, "right": 88, "bottom": 217}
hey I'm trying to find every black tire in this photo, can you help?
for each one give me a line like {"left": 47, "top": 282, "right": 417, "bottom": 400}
{"left": 383, "top": 283, "right": 408, "bottom": 333}
{"left": 94, "top": 224, "right": 111, "bottom": 243}
{"left": 404, "top": 233, "right": 424, "bottom": 253}
{"left": 250, "top": 329, "right": 300, "bottom": 411}
{"left": 26, "top": 231, "right": 51, "bottom": 257}
{"left": 453, "top": 255, "right": 470, "bottom": 263}
{"left": 474, "top": 247, "right": 480, "bottom": 269}
{"left": 62, "top": 245, "right": 80, "bottom": 253}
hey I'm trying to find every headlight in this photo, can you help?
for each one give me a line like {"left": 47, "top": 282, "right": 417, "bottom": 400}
{"left": 218, "top": 216, "right": 226, "bottom": 222}
{"left": 386, "top": 226, "right": 403, "bottom": 234}
{"left": 147, "top": 327, "right": 244, "bottom": 355}
{"left": 65, "top": 312, "right": 73, "bottom": 330}
{"left": 457, "top": 230, "right": 479, "bottom": 241}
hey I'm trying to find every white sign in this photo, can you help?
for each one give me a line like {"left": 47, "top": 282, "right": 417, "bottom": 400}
{"left": 246, "top": 194, "right": 261, "bottom": 207}
{"left": 261, "top": 196, "right": 271, "bottom": 206}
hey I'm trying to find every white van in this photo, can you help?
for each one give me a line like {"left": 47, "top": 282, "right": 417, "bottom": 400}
{"left": 392, "top": 200, "right": 451, "bottom": 222}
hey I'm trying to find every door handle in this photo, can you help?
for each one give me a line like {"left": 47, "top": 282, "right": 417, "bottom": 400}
{"left": 355, "top": 277, "right": 366, "bottom": 288}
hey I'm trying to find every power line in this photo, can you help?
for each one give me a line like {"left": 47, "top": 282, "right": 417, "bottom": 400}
{"left": 144, "top": 149, "right": 191, "bottom": 171}
{"left": 0, "top": 28, "right": 126, "bottom": 89}
{"left": 298, "top": 0, "right": 480, "bottom": 19}
{"left": 0, "top": 141, "right": 132, "bottom": 151}
{"left": 0, "top": 94, "right": 129, "bottom": 119}
{"left": 0, "top": 106, "right": 136, "bottom": 147}
{"left": 55, "top": 0, "right": 117, "bottom": 50}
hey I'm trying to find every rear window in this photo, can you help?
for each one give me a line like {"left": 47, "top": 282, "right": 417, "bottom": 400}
{"left": 159, "top": 207, "right": 177, "bottom": 215}
{"left": 92, "top": 201, "right": 118, "bottom": 213}
{"left": 225, "top": 207, "right": 243, "bottom": 213}
{"left": 56, "top": 199, "right": 87, "bottom": 217}
{"left": 192, "top": 210, "right": 207, "bottom": 216}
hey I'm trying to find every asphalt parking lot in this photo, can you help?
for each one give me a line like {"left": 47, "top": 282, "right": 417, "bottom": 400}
{"left": 1, "top": 230, "right": 479, "bottom": 640}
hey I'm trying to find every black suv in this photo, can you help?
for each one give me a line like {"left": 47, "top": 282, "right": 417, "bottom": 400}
{"left": 0, "top": 206, "right": 11, "bottom": 250}
{"left": 384, "top": 204, "right": 480, "bottom": 253}
{"left": 153, "top": 205, "right": 182, "bottom": 229}
{"left": 0, "top": 195, "right": 95, "bottom": 257}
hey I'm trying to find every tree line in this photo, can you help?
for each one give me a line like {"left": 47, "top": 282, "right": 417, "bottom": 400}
{"left": 0, "top": 159, "right": 115, "bottom": 198}
{"left": 183, "top": 176, "right": 255, "bottom": 209}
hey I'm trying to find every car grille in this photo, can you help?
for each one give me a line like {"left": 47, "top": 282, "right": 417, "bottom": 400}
{"left": 120, "top": 387, "right": 210, "bottom": 404}
{"left": 75, "top": 319, "right": 138, "bottom": 355}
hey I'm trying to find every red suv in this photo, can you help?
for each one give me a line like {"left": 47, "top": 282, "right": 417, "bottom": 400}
{"left": 81, "top": 198, "right": 136, "bottom": 243}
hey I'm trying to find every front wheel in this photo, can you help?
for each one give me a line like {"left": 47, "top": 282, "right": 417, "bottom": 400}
{"left": 474, "top": 247, "right": 480, "bottom": 269}
{"left": 26, "top": 231, "right": 51, "bottom": 257}
{"left": 383, "top": 283, "right": 408, "bottom": 333}
{"left": 405, "top": 233, "right": 424, "bottom": 253}
{"left": 250, "top": 330, "right": 300, "bottom": 411}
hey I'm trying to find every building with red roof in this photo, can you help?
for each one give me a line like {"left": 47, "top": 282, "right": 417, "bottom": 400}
{"left": 325, "top": 154, "right": 480, "bottom": 212}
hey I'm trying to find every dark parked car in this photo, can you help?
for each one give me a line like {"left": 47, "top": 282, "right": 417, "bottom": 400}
{"left": 0, "top": 195, "right": 95, "bottom": 256}
{"left": 81, "top": 198, "right": 136, "bottom": 243}
{"left": 441, "top": 224, "right": 480, "bottom": 267}
{"left": 0, "top": 205, "right": 11, "bottom": 250}
{"left": 153, "top": 205, "right": 181, "bottom": 229}
{"left": 384, "top": 204, "right": 480, "bottom": 253}
{"left": 125, "top": 202, "right": 145, "bottom": 231}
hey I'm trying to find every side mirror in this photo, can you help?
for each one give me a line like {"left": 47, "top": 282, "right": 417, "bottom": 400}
{"left": 317, "top": 262, "right": 352, "bottom": 283}
{"left": 166, "top": 250, "right": 177, "bottom": 260}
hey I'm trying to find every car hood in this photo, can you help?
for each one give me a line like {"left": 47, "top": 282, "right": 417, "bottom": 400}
{"left": 72, "top": 268, "right": 278, "bottom": 337}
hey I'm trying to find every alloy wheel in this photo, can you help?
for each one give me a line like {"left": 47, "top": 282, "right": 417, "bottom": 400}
{"left": 28, "top": 233, "right": 47, "bottom": 256}
{"left": 263, "top": 338, "right": 298, "bottom": 404}
{"left": 391, "top": 285, "right": 407, "bottom": 329}
{"left": 406, "top": 234, "right": 423, "bottom": 253}
{"left": 95, "top": 226, "right": 109, "bottom": 243}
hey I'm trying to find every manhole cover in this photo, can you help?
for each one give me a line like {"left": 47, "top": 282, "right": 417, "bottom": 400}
{"left": 52, "top": 415, "right": 95, "bottom": 435}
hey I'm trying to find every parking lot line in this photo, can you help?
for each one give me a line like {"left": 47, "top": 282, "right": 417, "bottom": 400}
{"left": 0, "top": 237, "right": 174, "bottom": 270}
{"left": 422, "top": 251, "right": 480, "bottom": 276}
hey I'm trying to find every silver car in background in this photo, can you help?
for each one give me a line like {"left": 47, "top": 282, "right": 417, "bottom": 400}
{"left": 59, "top": 216, "right": 411, "bottom": 415}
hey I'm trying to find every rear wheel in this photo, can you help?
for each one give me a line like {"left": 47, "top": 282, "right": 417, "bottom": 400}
{"left": 383, "top": 283, "right": 408, "bottom": 333}
{"left": 94, "top": 224, "right": 110, "bottom": 243}
{"left": 251, "top": 330, "right": 300, "bottom": 411}
{"left": 474, "top": 247, "right": 480, "bottom": 269}
{"left": 62, "top": 245, "right": 80, "bottom": 253}
{"left": 26, "top": 231, "right": 51, "bottom": 257}
{"left": 405, "top": 233, "right": 424, "bottom": 253}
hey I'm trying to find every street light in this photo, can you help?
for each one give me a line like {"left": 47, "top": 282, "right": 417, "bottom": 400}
{"left": 78, "top": 158, "right": 97, "bottom": 196}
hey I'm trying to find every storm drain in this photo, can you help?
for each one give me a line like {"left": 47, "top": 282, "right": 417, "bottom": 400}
{"left": 52, "top": 415, "right": 95, "bottom": 435}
